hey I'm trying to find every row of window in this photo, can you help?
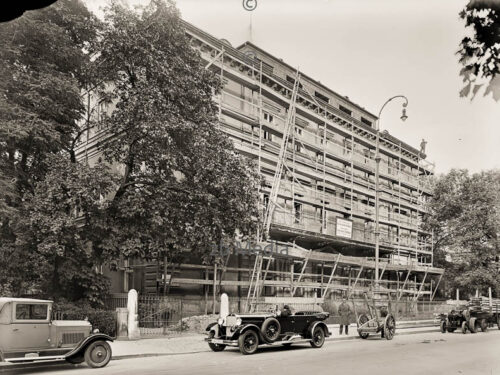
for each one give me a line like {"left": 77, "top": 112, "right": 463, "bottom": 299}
{"left": 284, "top": 75, "right": 374, "bottom": 128}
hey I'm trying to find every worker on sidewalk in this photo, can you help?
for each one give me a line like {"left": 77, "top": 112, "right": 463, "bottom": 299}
{"left": 338, "top": 296, "right": 352, "bottom": 335}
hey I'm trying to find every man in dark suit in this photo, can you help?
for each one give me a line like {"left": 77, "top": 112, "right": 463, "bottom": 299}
{"left": 338, "top": 297, "right": 352, "bottom": 335}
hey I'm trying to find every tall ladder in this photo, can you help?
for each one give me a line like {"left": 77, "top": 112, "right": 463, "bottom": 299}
{"left": 245, "top": 254, "right": 273, "bottom": 312}
{"left": 262, "top": 71, "right": 301, "bottom": 241}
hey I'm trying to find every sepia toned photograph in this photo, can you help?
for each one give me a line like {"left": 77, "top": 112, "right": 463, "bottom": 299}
{"left": 0, "top": 0, "right": 499, "bottom": 374}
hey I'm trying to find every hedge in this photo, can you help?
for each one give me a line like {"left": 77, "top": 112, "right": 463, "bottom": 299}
{"left": 52, "top": 302, "right": 116, "bottom": 337}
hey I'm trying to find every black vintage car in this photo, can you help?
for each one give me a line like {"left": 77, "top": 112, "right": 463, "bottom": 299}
{"left": 439, "top": 308, "right": 492, "bottom": 334}
{"left": 205, "top": 306, "right": 330, "bottom": 355}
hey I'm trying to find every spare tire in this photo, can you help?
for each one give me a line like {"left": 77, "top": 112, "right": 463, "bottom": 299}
{"left": 261, "top": 317, "right": 281, "bottom": 342}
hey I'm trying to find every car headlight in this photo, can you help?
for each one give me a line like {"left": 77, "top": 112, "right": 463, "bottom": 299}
{"left": 93, "top": 328, "right": 100, "bottom": 333}
{"left": 218, "top": 317, "right": 224, "bottom": 325}
{"left": 235, "top": 318, "right": 242, "bottom": 326}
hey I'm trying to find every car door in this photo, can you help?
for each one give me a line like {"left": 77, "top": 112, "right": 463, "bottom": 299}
{"left": 292, "top": 314, "right": 312, "bottom": 336}
{"left": 9, "top": 303, "right": 51, "bottom": 351}
{"left": 277, "top": 314, "right": 296, "bottom": 335}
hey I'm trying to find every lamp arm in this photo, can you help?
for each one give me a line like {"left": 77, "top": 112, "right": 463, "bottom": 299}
{"left": 377, "top": 95, "right": 409, "bottom": 120}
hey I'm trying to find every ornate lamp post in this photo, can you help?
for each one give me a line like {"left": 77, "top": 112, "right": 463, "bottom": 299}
{"left": 374, "top": 95, "right": 408, "bottom": 290}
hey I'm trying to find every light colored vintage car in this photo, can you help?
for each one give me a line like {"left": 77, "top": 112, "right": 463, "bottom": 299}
{"left": 0, "top": 297, "right": 113, "bottom": 368}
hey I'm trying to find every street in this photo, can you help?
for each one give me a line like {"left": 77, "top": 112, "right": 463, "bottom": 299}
{"left": 6, "top": 330, "right": 500, "bottom": 375}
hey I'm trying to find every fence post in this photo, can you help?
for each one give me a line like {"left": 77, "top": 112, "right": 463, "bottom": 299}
{"left": 180, "top": 299, "right": 183, "bottom": 332}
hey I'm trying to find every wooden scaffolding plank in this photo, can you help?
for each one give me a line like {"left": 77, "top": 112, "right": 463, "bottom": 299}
{"left": 321, "top": 253, "right": 342, "bottom": 299}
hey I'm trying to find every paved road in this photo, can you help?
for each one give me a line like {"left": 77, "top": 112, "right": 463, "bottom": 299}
{"left": 6, "top": 330, "right": 500, "bottom": 375}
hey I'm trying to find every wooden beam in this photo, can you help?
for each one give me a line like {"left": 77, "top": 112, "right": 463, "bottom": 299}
{"left": 430, "top": 273, "right": 443, "bottom": 301}
{"left": 292, "top": 249, "right": 312, "bottom": 296}
{"left": 413, "top": 269, "right": 428, "bottom": 301}
{"left": 398, "top": 266, "right": 413, "bottom": 301}
{"left": 379, "top": 261, "right": 388, "bottom": 280}
{"left": 321, "top": 253, "right": 341, "bottom": 299}
{"left": 349, "top": 260, "right": 365, "bottom": 297}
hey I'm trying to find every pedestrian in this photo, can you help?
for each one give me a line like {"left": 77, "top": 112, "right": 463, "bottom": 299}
{"left": 338, "top": 296, "right": 351, "bottom": 335}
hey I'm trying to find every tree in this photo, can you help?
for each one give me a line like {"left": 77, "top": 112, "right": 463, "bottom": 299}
{"left": 0, "top": 0, "right": 110, "bottom": 301}
{"left": 458, "top": 0, "right": 500, "bottom": 100}
{"left": 423, "top": 169, "right": 500, "bottom": 298}
{"left": 16, "top": 156, "right": 119, "bottom": 305}
{"left": 0, "top": 0, "right": 260, "bottom": 302}
{"left": 95, "top": 0, "right": 260, "bottom": 278}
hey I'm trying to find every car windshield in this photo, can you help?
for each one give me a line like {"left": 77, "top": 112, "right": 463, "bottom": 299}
{"left": 15, "top": 304, "right": 48, "bottom": 320}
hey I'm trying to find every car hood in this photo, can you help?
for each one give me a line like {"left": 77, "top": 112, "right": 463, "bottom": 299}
{"left": 232, "top": 313, "right": 274, "bottom": 319}
{"left": 52, "top": 320, "right": 91, "bottom": 327}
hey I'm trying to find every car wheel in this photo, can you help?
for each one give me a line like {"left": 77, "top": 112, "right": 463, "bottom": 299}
{"left": 497, "top": 316, "right": 500, "bottom": 330}
{"left": 84, "top": 340, "right": 112, "bottom": 368}
{"left": 310, "top": 326, "right": 325, "bottom": 348}
{"left": 461, "top": 321, "right": 467, "bottom": 334}
{"left": 383, "top": 314, "right": 396, "bottom": 340}
{"left": 208, "top": 331, "right": 226, "bottom": 352}
{"left": 357, "top": 313, "right": 370, "bottom": 339}
{"left": 238, "top": 330, "right": 259, "bottom": 355}
{"left": 440, "top": 321, "right": 446, "bottom": 333}
{"left": 480, "top": 319, "right": 488, "bottom": 332}
{"left": 469, "top": 318, "right": 477, "bottom": 333}
{"left": 261, "top": 317, "right": 281, "bottom": 343}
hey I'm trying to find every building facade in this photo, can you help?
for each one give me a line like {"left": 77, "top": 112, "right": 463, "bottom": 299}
{"left": 77, "top": 20, "right": 443, "bottom": 309}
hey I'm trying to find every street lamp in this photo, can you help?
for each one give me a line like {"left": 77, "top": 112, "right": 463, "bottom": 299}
{"left": 374, "top": 95, "right": 409, "bottom": 290}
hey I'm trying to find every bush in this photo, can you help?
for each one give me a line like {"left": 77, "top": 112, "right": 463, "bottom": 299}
{"left": 53, "top": 301, "right": 116, "bottom": 337}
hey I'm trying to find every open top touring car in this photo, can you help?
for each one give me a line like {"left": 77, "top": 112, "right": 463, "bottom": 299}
{"left": 205, "top": 294, "right": 330, "bottom": 355}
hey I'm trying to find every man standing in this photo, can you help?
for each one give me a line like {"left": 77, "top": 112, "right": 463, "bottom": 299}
{"left": 338, "top": 296, "right": 352, "bottom": 335}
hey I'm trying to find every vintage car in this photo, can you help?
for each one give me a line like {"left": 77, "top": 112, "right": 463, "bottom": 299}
{"left": 0, "top": 298, "right": 113, "bottom": 368}
{"left": 439, "top": 308, "right": 491, "bottom": 334}
{"left": 205, "top": 304, "right": 330, "bottom": 355}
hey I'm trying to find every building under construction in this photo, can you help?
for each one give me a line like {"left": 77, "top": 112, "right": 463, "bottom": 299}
{"left": 78, "top": 20, "right": 444, "bottom": 312}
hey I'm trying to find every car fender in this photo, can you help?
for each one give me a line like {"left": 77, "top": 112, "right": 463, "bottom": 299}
{"left": 205, "top": 322, "right": 218, "bottom": 331}
{"left": 238, "top": 324, "right": 265, "bottom": 341}
{"left": 308, "top": 321, "right": 330, "bottom": 338}
{"left": 64, "top": 333, "right": 114, "bottom": 360}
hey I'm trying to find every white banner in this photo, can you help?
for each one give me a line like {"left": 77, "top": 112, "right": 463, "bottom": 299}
{"left": 336, "top": 218, "right": 353, "bottom": 239}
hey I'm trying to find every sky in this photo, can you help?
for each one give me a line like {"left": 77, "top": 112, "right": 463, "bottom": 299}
{"left": 85, "top": 0, "right": 500, "bottom": 174}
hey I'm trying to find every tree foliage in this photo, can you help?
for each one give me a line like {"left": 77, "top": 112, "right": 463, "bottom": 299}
{"left": 0, "top": 0, "right": 107, "bottom": 300}
{"left": 95, "top": 0, "right": 260, "bottom": 265}
{"left": 0, "top": 0, "right": 260, "bottom": 302}
{"left": 458, "top": 0, "right": 500, "bottom": 100}
{"left": 423, "top": 169, "right": 500, "bottom": 298}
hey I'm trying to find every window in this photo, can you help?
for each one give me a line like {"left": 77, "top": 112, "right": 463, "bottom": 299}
{"left": 263, "top": 112, "right": 274, "bottom": 123}
{"left": 294, "top": 202, "right": 302, "bottom": 223}
{"left": 361, "top": 117, "right": 372, "bottom": 127}
{"left": 15, "top": 304, "right": 48, "bottom": 320}
{"left": 294, "top": 127, "right": 302, "bottom": 136}
{"left": 294, "top": 142, "right": 302, "bottom": 153}
{"left": 263, "top": 130, "right": 272, "bottom": 141}
{"left": 314, "top": 91, "right": 330, "bottom": 103}
{"left": 339, "top": 105, "right": 352, "bottom": 116}
{"left": 97, "top": 100, "right": 109, "bottom": 123}
{"left": 286, "top": 75, "right": 303, "bottom": 89}
{"left": 263, "top": 194, "right": 269, "bottom": 209}
{"left": 316, "top": 152, "right": 324, "bottom": 162}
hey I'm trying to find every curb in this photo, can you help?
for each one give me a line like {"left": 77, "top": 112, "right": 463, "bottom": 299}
{"left": 111, "top": 327, "right": 439, "bottom": 360}
{"left": 0, "top": 327, "right": 441, "bottom": 370}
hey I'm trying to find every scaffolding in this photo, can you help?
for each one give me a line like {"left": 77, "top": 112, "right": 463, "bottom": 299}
{"left": 76, "top": 20, "right": 444, "bottom": 308}
{"left": 181, "top": 18, "right": 444, "bottom": 309}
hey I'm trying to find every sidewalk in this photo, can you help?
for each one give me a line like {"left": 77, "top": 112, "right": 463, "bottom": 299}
{"left": 110, "top": 321, "right": 439, "bottom": 359}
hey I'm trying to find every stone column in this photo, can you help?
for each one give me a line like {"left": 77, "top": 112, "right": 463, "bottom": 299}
{"left": 127, "top": 289, "right": 140, "bottom": 340}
